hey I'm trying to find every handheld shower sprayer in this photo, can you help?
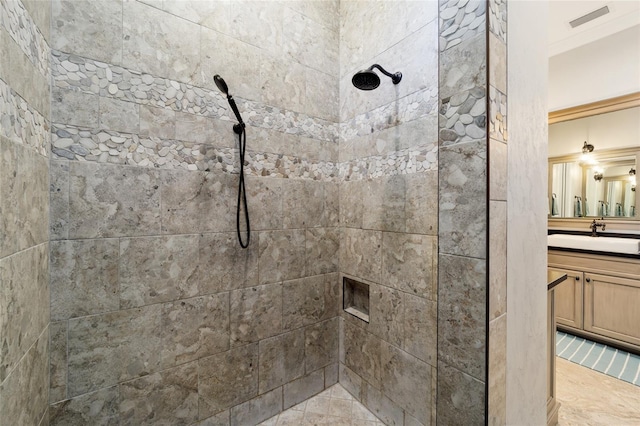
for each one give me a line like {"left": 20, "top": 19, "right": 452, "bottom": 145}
{"left": 214, "top": 75, "right": 250, "bottom": 248}
{"left": 214, "top": 74, "right": 245, "bottom": 135}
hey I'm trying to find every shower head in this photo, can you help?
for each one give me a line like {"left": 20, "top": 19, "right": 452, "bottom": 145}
{"left": 214, "top": 74, "right": 229, "bottom": 97}
{"left": 213, "top": 74, "right": 245, "bottom": 134}
{"left": 352, "top": 64, "right": 402, "bottom": 91}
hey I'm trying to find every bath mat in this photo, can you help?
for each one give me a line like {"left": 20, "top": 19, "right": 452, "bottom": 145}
{"left": 556, "top": 330, "right": 640, "bottom": 386}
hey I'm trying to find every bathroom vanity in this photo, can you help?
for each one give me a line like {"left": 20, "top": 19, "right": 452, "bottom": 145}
{"left": 547, "top": 270, "right": 567, "bottom": 426}
{"left": 548, "top": 245, "right": 640, "bottom": 354}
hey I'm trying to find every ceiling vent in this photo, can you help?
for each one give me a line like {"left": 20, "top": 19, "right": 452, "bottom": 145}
{"left": 569, "top": 6, "right": 610, "bottom": 28}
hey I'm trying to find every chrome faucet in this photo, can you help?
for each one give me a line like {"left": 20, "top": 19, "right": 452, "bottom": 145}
{"left": 590, "top": 219, "right": 606, "bottom": 237}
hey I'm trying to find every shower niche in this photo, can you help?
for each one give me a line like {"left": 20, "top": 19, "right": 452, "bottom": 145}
{"left": 343, "top": 277, "right": 370, "bottom": 323}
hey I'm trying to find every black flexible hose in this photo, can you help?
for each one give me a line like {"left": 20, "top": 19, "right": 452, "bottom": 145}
{"left": 236, "top": 127, "right": 250, "bottom": 248}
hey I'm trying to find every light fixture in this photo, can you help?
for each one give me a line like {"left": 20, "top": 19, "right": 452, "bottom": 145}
{"left": 582, "top": 141, "right": 594, "bottom": 154}
{"left": 630, "top": 168, "right": 636, "bottom": 176}
{"left": 594, "top": 171, "right": 603, "bottom": 182}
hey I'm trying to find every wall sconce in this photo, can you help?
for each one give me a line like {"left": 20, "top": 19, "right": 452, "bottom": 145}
{"left": 630, "top": 168, "right": 636, "bottom": 176}
{"left": 594, "top": 171, "right": 604, "bottom": 181}
{"left": 582, "top": 141, "right": 594, "bottom": 154}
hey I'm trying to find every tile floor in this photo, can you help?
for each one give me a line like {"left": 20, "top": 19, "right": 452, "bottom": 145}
{"left": 259, "top": 384, "right": 385, "bottom": 426}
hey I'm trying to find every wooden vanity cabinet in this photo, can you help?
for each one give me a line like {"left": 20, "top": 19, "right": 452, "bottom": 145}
{"left": 548, "top": 250, "right": 640, "bottom": 353}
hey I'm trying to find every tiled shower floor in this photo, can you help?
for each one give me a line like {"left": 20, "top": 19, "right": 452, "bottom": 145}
{"left": 259, "top": 384, "right": 385, "bottom": 426}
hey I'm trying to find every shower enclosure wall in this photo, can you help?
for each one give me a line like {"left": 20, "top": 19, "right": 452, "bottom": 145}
{"left": 0, "top": 0, "right": 549, "bottom": 425}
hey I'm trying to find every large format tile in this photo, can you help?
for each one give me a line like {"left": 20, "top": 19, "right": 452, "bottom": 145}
{"left": 382, "top": 232, "right": 436, "bottom": 299}
{"left": 343, "top": 322, "right": 381, "bottom": 389}
{"left": 305, "top": 318, "right": 339, "bottom": 373}
{"left": 282, "top": 369, "right": 325, "bottom": 410}
{"left": 229, "top": 283, "right": 282, "bottom": 346}
{"left": 438, "top": 254, "right": 486, "bottom": 381}
{"left": 340, "top": 228, "right": 382, "bottom": 284}
{"left": 283, "top": 180, "right": 325, "bottom": 229}
{"left": 50, "top": 386, "right": 119, "bottom": 426}
{"left": 339, "top": 180, "right": 364, "bottom": 228}
{"left": 403, "top": 294, "right": 437, "bottom": 366}
{"left": 305, "top": 228, "right": 339, "bottom": 276}
{"left": 258, "top": 329, "right": 305, "bottom": 394}
{"left": 380, "top": 343, "right": 431, "bottom": 424}
{"left": 282, "top": 274, "right": 339, "bottom": 330}
{"left": 119, "top": 362, "right": 198, "bottom": 426}
{"left": 488, "top": 314, "right": 506, "bottom": 426}
{"left": 161, "top": 293, "right": 230, "bottom": 366}
{"left": 369, "top": 284, "right": 403, "bottom": 348}
{"left": 405, "top": 171, "right": 438, "bottom": 235}
{"left": 68, "top": 162, "right": 161, "bottom": 238}
{"left": 363, "top": 176, "right": 406, "bottom": 233}
{"left": 362, "top": 382, "right": 404, "bottom": 426}
{"left": 49, "top": 160, "right": 70, "bottom": 240}
{"left": 437, "top": 361, "right": 485, "bottom": 425}
{"left": 99, "top": 98, "right": 139, "bottom": 134}
{"left": 119, "top": 235, "right": 199, "bottom": 308}
{"left": 439, "top": 33, "right": 487, "bottom": 100}
{"left": 51, "top": 0, "right": 123, "bottom": 65}
{"left": 139, "top": 105, "right": 175, "bottom": 140}
{"left": 198, "top": 343, "right": 259, "bottom": 418}
{"left": 0, "top": 244, "right": 49, "bottom": 382}
{"left": 258, "top": 230, "right": 306, "bottom": 284}
{"left": 52, "top": 87, "right": 99, "bottom": 129}
{"left": 0, "top": 329, "right": 49, "bottom": 426}
{"left": 123, "top": 0, "right": 200, "bottom": 83}
{"left": 199, "top": 232, "right": 258, "bottom": 294}
{"left": 245, "top": 177, "right": 283, "bottom": 231}
{"left": 489, "top": 200, "right": 507, "bottom": 320}
{"left": 50, "top": 321, "right": 68, "bottom": 404}
{"left": 50, "top": 239, "right": 119, "bottom": 321}
{"left": 439, "top": 140, "right": 487, "bottom": 258}
{"left": 67, "top": 305, "right": 166, "bottom": 397}
{"left": 229, "top": 387, "right": 282, "bottom": 426}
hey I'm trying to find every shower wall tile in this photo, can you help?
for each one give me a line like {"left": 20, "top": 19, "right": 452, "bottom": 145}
{"left": 380, "top": 343, "right": 431, "bottom": 424}
{"left": 338, "top": 363, "right": 362, "bottom": 401}
{"left": 119, "top": 235, "right": 199, "bottom": 309}
{"left": 382, "top": 232, "right": 436, "bottom": 300}
{"left": 305, "top": 67, "right": 339, "bottom": 122}
{"left": 51, "top": 0, "right": 123, "bottom": 65}
{"left": 139, "top": 105, "right": 176, "bottom": 140}
{"left": 489, "top": 201, "right": 507, "bottom": 320}
{"left": 489, "top": 32, "right": 507, "bottom": 95}
{"left": 122, "top": 0, "right": 200, "bottom": 84}
{"left": 68, "top": 162, "right": 161, "bottom": 238}
{"left": 49, "top": 321, "right": 68, "bottom": 404}
{"left": 361, "top": 382, "right": 404, "bottom": 426}
{"left": 439, "top": 0, "right": 486, "bottom": 53}
{"left": 228, "top": 387, "right": 282, "bottom": 426}
{"left": 197, "top": 343, "right": 258, "bottom": 418}
{"left": 339, "top": 180, "right": 364, "bottom": 228}
{"left": 288, "top": 0, "right": 339, "bottom": 33}
{"left": 258, "top": 329, "right": 305, "bottom": 394}
{"left": 324, "top": 363, "right": 338, "bottom": 387}
{"left": 198, "top": 232, "right": 259, "bottom": 294}
{"left": 118, "top": 362, "right": 198, "bottom": 426}
{"left": 369, "top": 284, "right": 404, "bottom": 348}
{"left": 161, "top": 0, "right": 230, "bottom": 35}
{"left": 305, "top": 318, "right": 339, "bottom": 373}
{"left": 50, "top": 239, "right": 119, "bottom": 321}
{"left": 193, "top": 410, "right": 230, "bottom": 426}
{"left": 340, "top": 228, "right": 382, "bottom": 284}
{"left": 175, "top": 112, "right": 231, "bottom": 147}
{"left": 99, "top": 97, "right": 139, "bottom": 134}
{"left": 305, "top": 227, "right": 339, "bottom": 275}
{"left": 489, "top": 0, "right": 507, "bottom": 43}
{"left": 49, "top": 386, "right": 119, "bottom": 426}
{"left": 67, "top": 304, "right": 166, "bottom": 397}
{"left": 343, "top": 321, "right": 381, "bottom": 389}
{"left": 283, "top": 369, "right": 325, "bottom": 410}
{"left": 258, "top": 230, "right": 306, "bottom": 284}
{"left": 283, "top": 180, "right": 325, "bottom": 229}
{"left": 363, "top": 176, "right": 406, "bottom": 233}
{"left": 403, "top": 294, "right": 437, "bottom": 366}
{"left": 260, "top": 54, "right": 306, "bottom": 115}
{"left": 52, "top": 87, "right": 99, "bottom": 129}
{"left": 405, "top": 171, "right": 438, "bottom": 235}
{"left": 489, "top": 138, "right": 507, "bottom": 201}
{"left": 21, "top": 0, "right": 51, "bottom": 42}
{"left": 0, "top": 243, "right": 49, "bottom": 383}
{"left": 438, "top": 140, "right": 487, "bottom": 259}
{"left": 439, "top": 33, "right": 487, "bottom": 100}
{"left": 0, "top": 329, "right": 49, "bottom": 426}
{"left": 161, "top": 293, "right": 230, "bottom": 366}
{"left": 437, "top": 254, "right": 486, "bottom": 381}
{"left": 488, "top": 314, "right": 507, "bottom": 426}
{"left": 227, "top": 1, "right": 284, "bottom": 55}
{"left": 229, "top": 283, "right": 283, "bottom": 346}
{"left": 282, "top": 274, "right": 339, "bottom": 330}
{"left": 437, "top": 361, "right": 485, "bottom": 425}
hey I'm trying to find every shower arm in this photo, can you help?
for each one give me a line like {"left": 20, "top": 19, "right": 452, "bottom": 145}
{"left": 369, "top": 64, "right": 402, "bottom": 84}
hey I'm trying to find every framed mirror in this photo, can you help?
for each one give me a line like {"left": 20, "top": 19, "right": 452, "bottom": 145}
{"left": 548, "top": 93, "right": 640, "bottom": 220}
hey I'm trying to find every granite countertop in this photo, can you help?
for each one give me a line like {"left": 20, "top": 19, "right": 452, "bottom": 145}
{"left": 547, "top": 270, "right": 567, "bottom": 291}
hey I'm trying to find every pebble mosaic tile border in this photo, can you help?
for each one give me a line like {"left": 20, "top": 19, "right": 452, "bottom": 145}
{"left": 439, "top": 0, "right": 486, "bottom": 52}
{"left": 439, "top": 86, "right": 486, "bottom": 146}
{"left": 0, "top": 0, "right": 49, "bottom": 78}
{"left": 0, "top": 77, "right": 49, "bottom": 156}
{"left": 489, "top": 86, "right": 507, "bottom": 142}
{"left": 51, "top": 51, "right": 338, "bottom": 143}
{"left": 489, "top": 0, "right": 507, "bottom": 43}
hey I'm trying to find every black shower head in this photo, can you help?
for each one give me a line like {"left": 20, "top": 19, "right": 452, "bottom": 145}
{"left": 214, "top": 74, "right": 229, "bottom": 97}
{"left": 352, "top": 64, "right": 402, "bottom": 91}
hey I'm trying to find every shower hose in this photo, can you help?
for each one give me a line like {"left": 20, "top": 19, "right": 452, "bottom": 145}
{"left": 236, "top": 127, "right": 250, "bottom": 248}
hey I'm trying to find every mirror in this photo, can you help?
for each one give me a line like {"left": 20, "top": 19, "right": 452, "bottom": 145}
{"left": 548, "top": 94, "right": 640, "bottom": 220}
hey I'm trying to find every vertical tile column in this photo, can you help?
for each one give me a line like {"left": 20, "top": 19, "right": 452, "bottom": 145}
{"left": 437, "top": 0, "right": 488, "bottom": 423}
{"left": 488, "top": 0, "right": 508, "bottom": 424}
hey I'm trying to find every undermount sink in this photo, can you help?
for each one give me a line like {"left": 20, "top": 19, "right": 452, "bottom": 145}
{"left": 548, "top": 234, "right": 640, "bottom": 255}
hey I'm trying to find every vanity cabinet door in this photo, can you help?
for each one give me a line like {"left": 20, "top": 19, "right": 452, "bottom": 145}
{"left": 584, "top": 273, "right": 640, "bottom": 347}
{"left": 550, "top": 267, "right": 583, "bottom": 330}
